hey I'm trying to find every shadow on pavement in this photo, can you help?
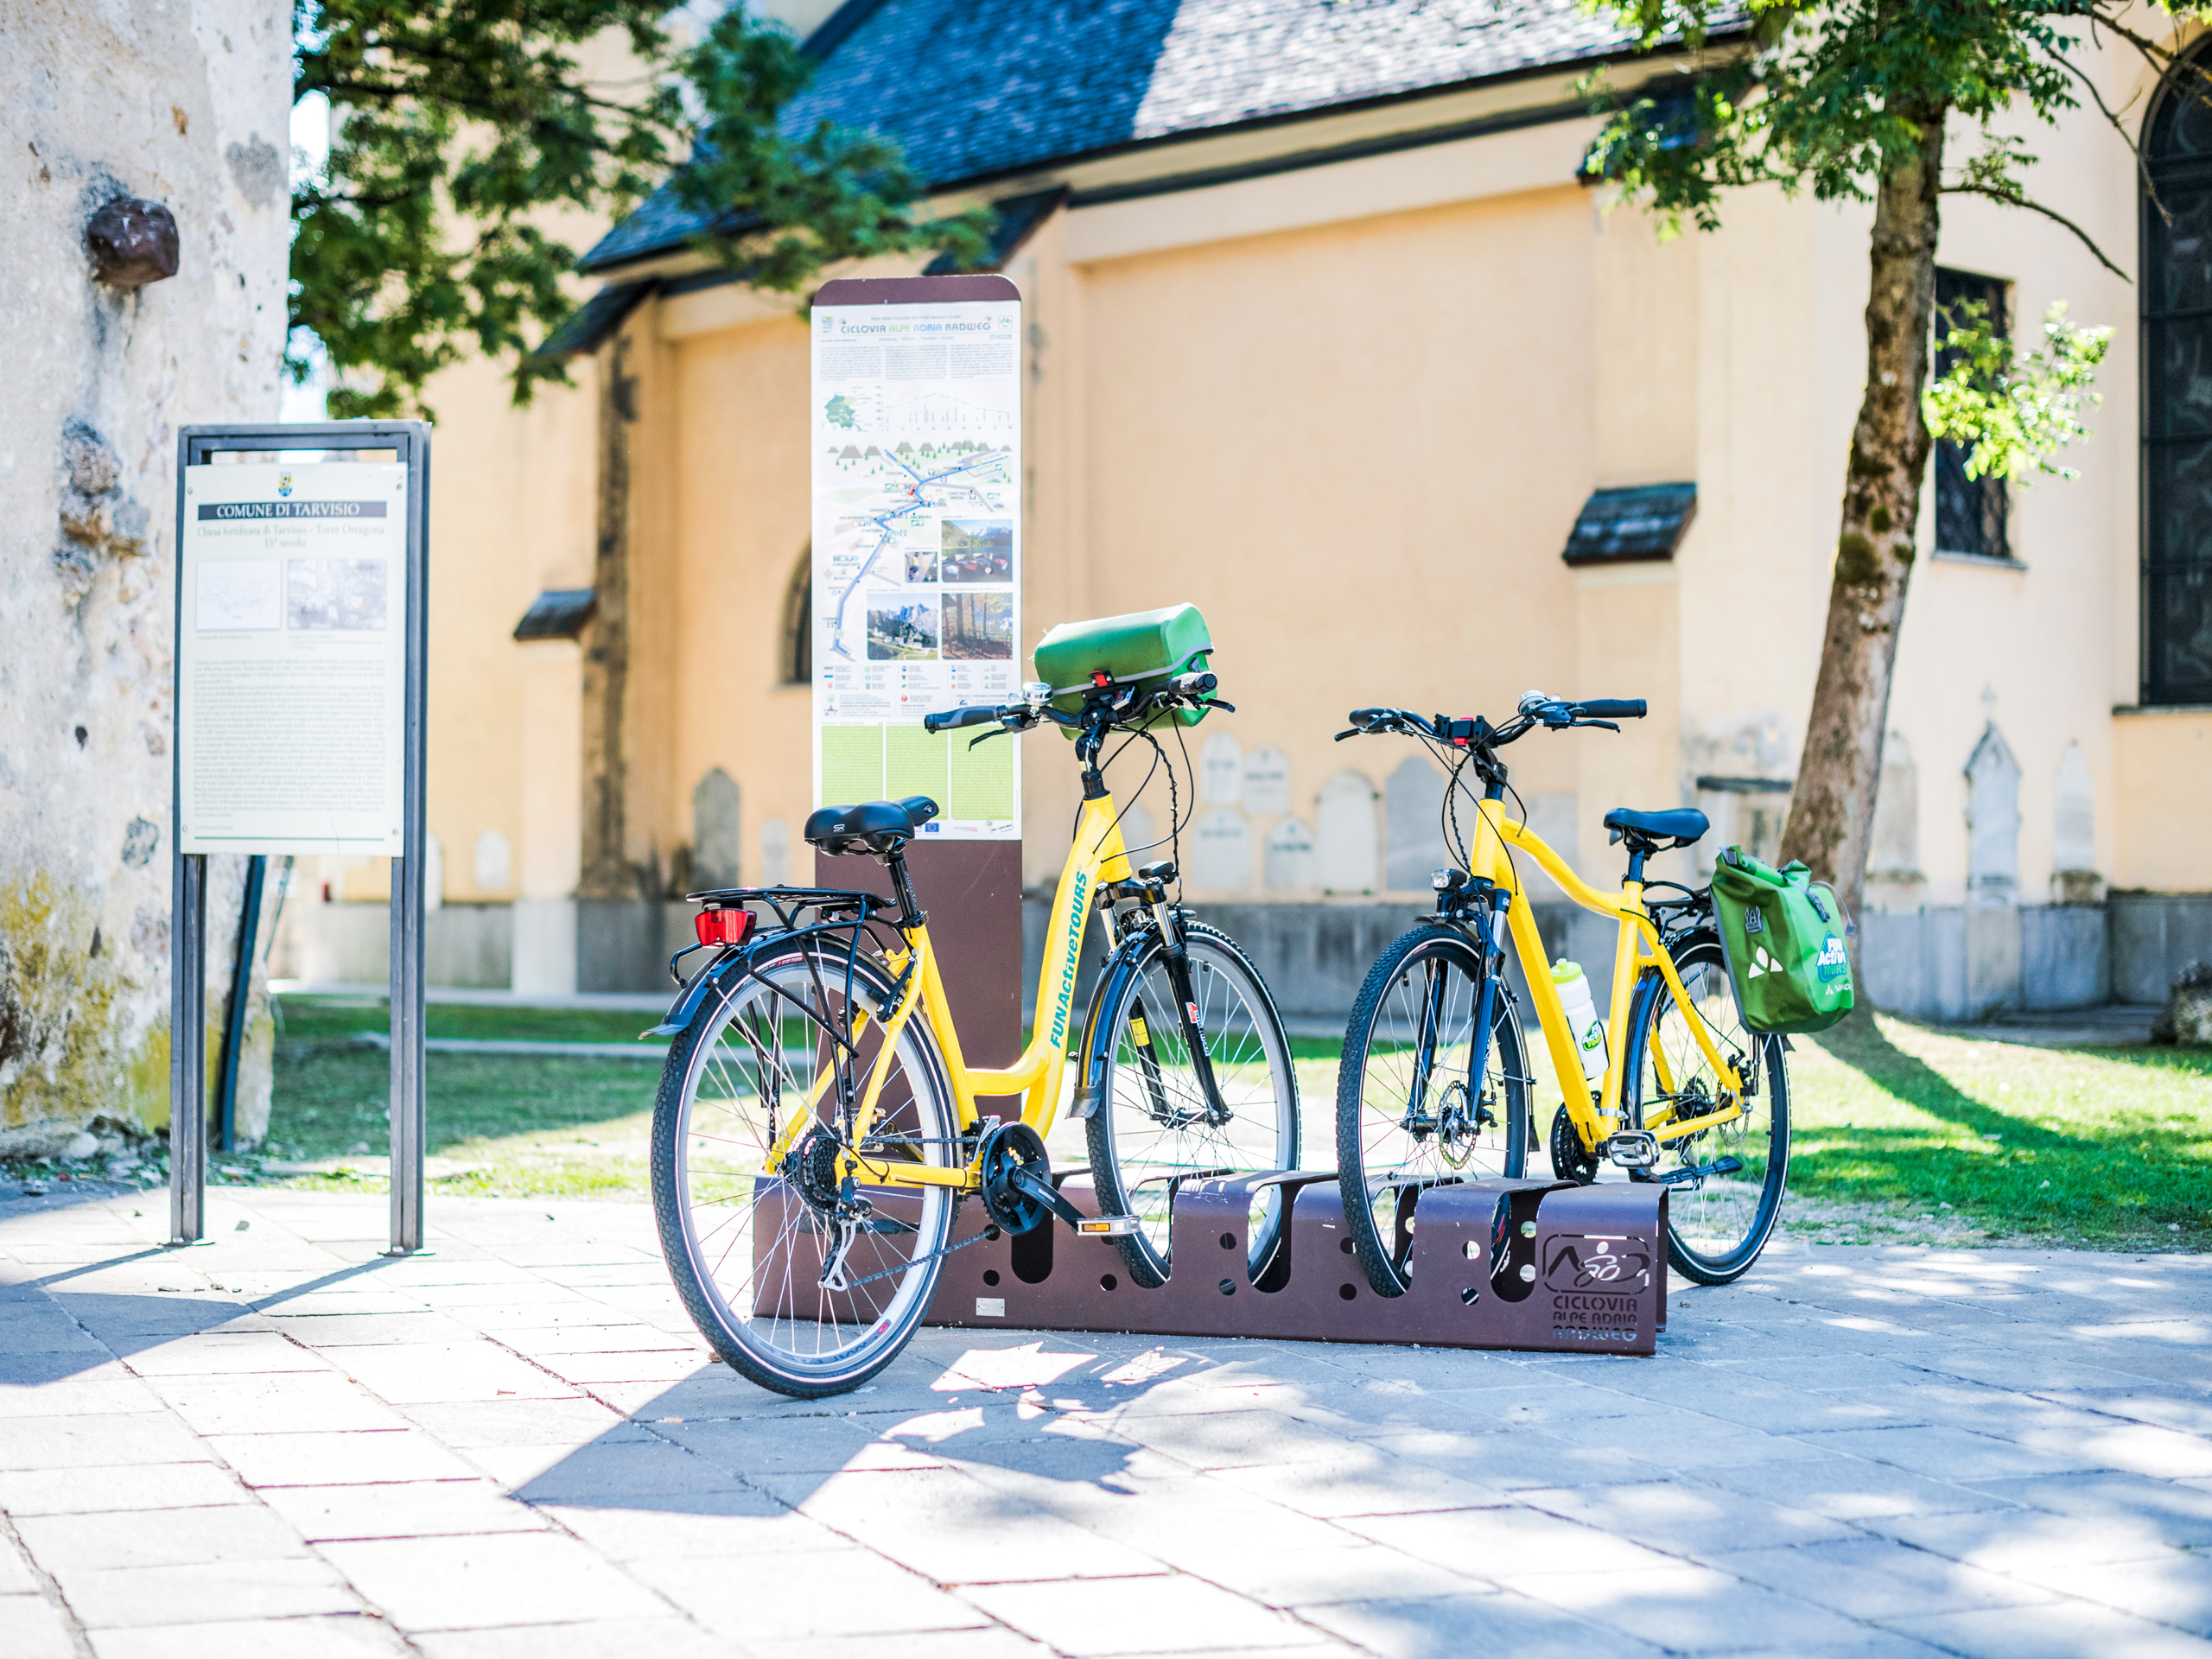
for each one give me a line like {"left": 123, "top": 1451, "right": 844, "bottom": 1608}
{"left": 1, "top": 1251, "right": 421, "bottom": 1385}
{"left": 512, "top": 1338, "right": 1205, "bottom": 1511}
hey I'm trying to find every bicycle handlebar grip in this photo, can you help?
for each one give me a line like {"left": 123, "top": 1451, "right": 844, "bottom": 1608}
{"left": 922, "top": 705, "right": 1002, "bottom": 734}
{"left": 1576, "top": 699, "right": 1648, "bottom": 721}
{"left": 1171, "top": 671, "right": 1217, "bottom": 696}
{"left": 1346, "top": 708, "right": 1395, "bottom": 730}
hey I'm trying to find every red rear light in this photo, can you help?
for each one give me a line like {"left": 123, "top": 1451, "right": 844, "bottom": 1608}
{"left": 695, "top": 908, "right": 754, "bottom": 949}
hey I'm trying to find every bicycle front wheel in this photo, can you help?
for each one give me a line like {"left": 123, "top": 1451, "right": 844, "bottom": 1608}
{"left": 1084, "top": 922, "right": 1299, "bottom": 1287}
{"left": 651, "top": 943, "right": 958, "bottom": 1398}
{"left": 1336, "top": 925, "right": 1529, "bottom": 1296}
{"left": 1623, "top": 931, "right": 1791, "bottom": 1285}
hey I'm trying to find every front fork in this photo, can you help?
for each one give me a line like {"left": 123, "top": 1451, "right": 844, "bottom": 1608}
{"left": 1398, "top": 883, "right": 1507, "bottom": 1150}
{"left": 1459, "top": 883, "right": 1509, "bottom": 1136}
{"left": 1106, "top": 890, "right": 1229, "bottom": 1128}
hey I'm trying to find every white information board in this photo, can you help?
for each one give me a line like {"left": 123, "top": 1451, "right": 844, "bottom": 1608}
{"left": 810, "top": 281, "right": 1021, "bottom": 840}
{"left": 177, "top": 461, "right": 409, "bottom": 854}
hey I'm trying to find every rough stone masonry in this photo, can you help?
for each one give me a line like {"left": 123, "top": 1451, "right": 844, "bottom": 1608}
{"left": 0, "top": 0, "right": 289, "bottom": 1151}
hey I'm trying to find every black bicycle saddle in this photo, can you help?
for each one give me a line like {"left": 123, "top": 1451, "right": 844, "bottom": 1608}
{"left": 1602, "top": 807, "right": 1709, "bottom": 849}
{"left": 804, "top": 796, "right": 940, "bottom": 856}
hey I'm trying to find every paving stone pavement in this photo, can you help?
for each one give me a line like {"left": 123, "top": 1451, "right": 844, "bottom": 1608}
{"left": 3, "top": 1187, "right": 2209, "bottom": 1658}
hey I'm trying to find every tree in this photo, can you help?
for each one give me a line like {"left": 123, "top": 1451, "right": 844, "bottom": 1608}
{"left": 1581, "top": 0, "right": 2172, "bottom": 924}
{"left": 291, "top": 1, "right": 986, "bottom": 418}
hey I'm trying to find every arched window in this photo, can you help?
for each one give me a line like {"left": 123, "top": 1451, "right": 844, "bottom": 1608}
{"left": 2144, "top": 54, "right": 2212, "bottom": 704}
{"left": 781, "top": 548, "right": 811, "bottom": 685}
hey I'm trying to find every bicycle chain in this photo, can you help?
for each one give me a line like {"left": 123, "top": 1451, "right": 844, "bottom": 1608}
{"left": 830, "top": 1212, "right": 1000, "bottom": 1294}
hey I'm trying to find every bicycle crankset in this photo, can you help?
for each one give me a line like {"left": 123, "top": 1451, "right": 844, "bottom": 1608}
{"left": 978, "top": 1123, "right": 1140, "bottom": 1238}
{"left": 1548, "top": 1104, "right": 1599, "bottom": 1185}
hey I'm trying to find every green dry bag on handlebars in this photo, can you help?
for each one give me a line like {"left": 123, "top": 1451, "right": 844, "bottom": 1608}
{"left": 1710, "top": 847, "right": 1856, "bottom": 1033}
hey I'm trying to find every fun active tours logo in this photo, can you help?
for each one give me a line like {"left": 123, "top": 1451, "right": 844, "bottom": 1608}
{"left": 1048, "top": 871, "right": 1088, "bottom": 1048}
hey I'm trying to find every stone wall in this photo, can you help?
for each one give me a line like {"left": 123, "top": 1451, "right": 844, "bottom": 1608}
{"left": 0, "top": 0, "right": 289, "bottom": 1149}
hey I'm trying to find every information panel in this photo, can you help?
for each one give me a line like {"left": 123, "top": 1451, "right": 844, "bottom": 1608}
{"left": 810, "top": 281, "right": 1020, "bottom": 839}
{"left": 178, "top": 461, "right": 410, "bottom": 854}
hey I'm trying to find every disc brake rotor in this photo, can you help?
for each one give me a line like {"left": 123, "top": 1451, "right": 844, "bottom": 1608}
{"left": 1435, "top": 1081, "right": 1474, "bottom": 1168}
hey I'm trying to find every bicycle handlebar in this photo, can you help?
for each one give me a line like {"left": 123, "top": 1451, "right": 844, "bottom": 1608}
{"left": 1338, "top": 693, "right": 1649, "bottom": 747}
{"left": 921, "top": 704, "right": 1004, "bottom": 734}
{"left": 920, "top": 671, "right": 1224, "bottom": 741}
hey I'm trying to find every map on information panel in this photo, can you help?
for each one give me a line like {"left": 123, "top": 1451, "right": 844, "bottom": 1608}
{"left": 811, "top": 292, "right": 1021, "bottom": 840}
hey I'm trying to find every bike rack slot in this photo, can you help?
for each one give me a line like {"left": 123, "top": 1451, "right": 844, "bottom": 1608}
{"left": 922, "top": 1171, "right": 1669, "bottom": 1355}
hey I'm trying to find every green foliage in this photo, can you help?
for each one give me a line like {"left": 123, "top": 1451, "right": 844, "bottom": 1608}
{"left": 291, "top": 2, "right": 988, "bottom": 419}
{"left": 1925, "top": 299, "right": 2112, "bottom": 480}
{"left": 1582, "top": 0, "right": 2088, "bottom": 224}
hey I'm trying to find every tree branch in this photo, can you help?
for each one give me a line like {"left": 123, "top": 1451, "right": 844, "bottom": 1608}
{"left": 1942, "top": 181, "right": 2130, "bottom": 282}
{"left": 2045, "top": 43, "right": 2171, "bottom": 225}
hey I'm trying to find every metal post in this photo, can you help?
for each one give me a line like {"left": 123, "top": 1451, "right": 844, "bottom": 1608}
{"left": 215, "top": 854, "right": 267, "bottom": 1153}
{"left": 168, "top": 853, "right": 207, "bottom": 1245}
{"left": 388, "top": 435, "right": 430, "bottom": 1255}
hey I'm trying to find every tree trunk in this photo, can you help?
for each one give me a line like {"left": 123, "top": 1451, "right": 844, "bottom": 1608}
{"left": 1780, "top": 111, "right": 1948, "bottom": 927}
{"left": 579, "top": 328, "right": 639, "bottom": 900}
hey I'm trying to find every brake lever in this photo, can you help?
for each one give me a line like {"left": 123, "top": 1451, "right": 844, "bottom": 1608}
{"left": 1579, "top": 719, "right": 1621, "bottom": 734}
{"left": 1208, "top": 699, "right": 1236, "bottom": 714}
{"left": 967, "top": 726, "right": 1011, "bottom": 749}
{"left": 1335, "top": 728, "right": 1360, "bottom": 742}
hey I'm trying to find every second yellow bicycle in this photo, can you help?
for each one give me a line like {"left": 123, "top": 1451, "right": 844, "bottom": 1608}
{"left": 1332, "top": 693, "right": 1791, "bottom": 1294}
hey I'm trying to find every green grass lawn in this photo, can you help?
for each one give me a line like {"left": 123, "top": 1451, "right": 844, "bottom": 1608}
{"left": 245, "top": 995, "right": 2212, "bottom": 1249}
{"left": 258, "top": 996, "right": 665, "bottom": 1198}
{"left": 1787, "top": 1014, "right": 2212, "bottom": 1249}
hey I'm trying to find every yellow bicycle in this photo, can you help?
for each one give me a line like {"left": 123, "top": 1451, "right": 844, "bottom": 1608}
{"left": 1334, "top": 693, "right": 1790, "bottom": 1292}
{"left": 648, "top": 671, "right": 1297, "bottom": 1397}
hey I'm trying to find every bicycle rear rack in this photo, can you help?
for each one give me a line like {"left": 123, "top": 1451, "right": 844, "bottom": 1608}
{"left": 921, "top": 1172, "right": 1668, "bottom": 1356}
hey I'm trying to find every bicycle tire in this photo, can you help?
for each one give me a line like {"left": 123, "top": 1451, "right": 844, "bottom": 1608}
{"left": 1336, "top": 924, "right": 1530, "bottom": 1297}
{"left": 1084, "top": 921, "right": 1300, "bottom": 1288}
{"left": 1622, "top": 930, "right": 1791, "bottom": 1285}
{"left": 650, "top": 941, "right": 958, "bottom": 1398}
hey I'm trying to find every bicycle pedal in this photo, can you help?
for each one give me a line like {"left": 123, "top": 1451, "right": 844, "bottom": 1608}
{"left": 1074, "top": 1213, "right": 1141, "bottom": 1236}
{"left": 1605, "top": 1130, "right": 1659, "bottom": 1169}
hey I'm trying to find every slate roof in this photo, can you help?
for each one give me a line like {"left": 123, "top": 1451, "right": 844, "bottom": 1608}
{"left": 582, "top": 0, "right": 1662, "bottom": 272}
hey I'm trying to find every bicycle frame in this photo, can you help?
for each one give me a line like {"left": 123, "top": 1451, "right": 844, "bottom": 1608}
{"left": 1462, "top": 797, "right": 1747, "bottom": 1153}
{"left": 762, "top": 792, "right": 1137, "bottom": 1192}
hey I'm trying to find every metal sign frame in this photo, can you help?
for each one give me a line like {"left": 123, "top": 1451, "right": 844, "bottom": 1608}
{"left": 168, "top": 422, "right": 431, "bottom": 1253}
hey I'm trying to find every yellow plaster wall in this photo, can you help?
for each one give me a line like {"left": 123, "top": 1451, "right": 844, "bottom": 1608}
{"left": 2113, "top": 713, "right": 2212, "bottom": 892}
{"left": 664, "top": 314, "right": 818, "bottom": 883}
{"left": 1065, "top": 188, "right": 1593, "bottom": 896}
{"left": 380, "top": 29, "right": 2211, "bottom": 941}
{"left": 338, "top": 351, "right": 600, "bottom": 905}
{"left": 1884, "top": 57, "right": 2152, "bottom": 906}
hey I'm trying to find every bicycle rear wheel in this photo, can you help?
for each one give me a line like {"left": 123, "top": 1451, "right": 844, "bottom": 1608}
{"left": 1084, "top": 922, "right": 1299, "bottom": 1287}
{"left": 1336, "top": 925, "right": 1529, "bottom": 1296}
{"left": 651, "top": 942, "right": 958, "bottom": 1397}
{"left": 1623, "top": 931, "right": 1791, "bottom": 1285}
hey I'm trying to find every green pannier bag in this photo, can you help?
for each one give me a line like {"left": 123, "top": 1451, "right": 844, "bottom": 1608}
{"left": 1032, "top": 602, "right": 1216, "bottom": 735}
{"left": 1710, "top": 847, "right": 1856, "bottom": 1033}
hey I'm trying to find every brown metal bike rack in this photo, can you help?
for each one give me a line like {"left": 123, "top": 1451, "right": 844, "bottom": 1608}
{"left": 920, "top": 1172, "right": 1669, "bottom": 1357}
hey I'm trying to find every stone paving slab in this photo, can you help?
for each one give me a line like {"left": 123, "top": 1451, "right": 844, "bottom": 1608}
{"left": 3, "top": 1187, "right": 2209, "bottom": 1656}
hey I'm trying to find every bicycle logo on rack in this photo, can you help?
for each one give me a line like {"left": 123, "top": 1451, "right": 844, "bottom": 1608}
{"left": 1543, "top": 1235, "right": 1651, "bottom": 1292}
